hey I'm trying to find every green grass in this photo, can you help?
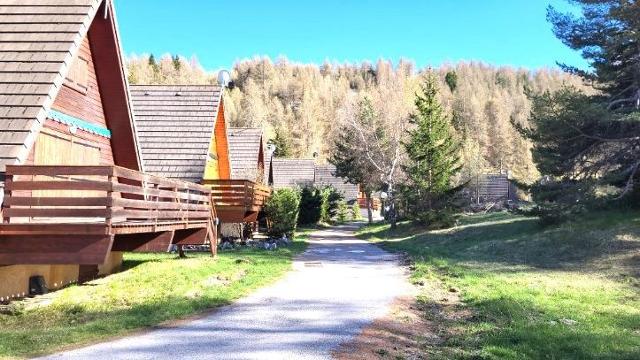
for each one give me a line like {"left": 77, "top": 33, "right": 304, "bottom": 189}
{"left": 0, "top": 237, "right": 307, "bottom": 359}
{"left": 360, "top": 210, "right": 640, "bottom": 360}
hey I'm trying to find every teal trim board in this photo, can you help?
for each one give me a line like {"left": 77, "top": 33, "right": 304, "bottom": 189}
{"left": 47, "top": 109, "right": 112, "bottom": 138}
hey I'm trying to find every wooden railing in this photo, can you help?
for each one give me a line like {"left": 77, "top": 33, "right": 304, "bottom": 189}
{"left": 2, "top": 165, "right": 213, "bottom": 227}
{"left": 203, "top": 179, "right": 271, "bottom": 213}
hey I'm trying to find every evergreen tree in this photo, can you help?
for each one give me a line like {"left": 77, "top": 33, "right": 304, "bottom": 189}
{"left": 445, "top": 71, "right": 458, "bottom": 92}
{"left": 270, "top": 128, "right": 292, "bottom": 158}
{"left": 172, "top": 54, "right": 181, "bottom": 71}
{"left": 402, "top": 74, "right": 461, "bottom": 217}
{"left": 548, "top": 1, "right": 640, "bottom": 110}
{"left": 148, "top": 54, "right": 158, "bottom": 73}
{"left": 517, "top": 1, "right": 640, "bottom": 216}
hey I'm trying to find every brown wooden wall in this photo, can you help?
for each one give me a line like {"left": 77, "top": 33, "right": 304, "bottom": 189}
{"left": 52, "top": 36, "right": 107, "bottom": 129}
{"left": 215, "top": 101, "right": 231, "bottom": 179}
{"left": 29, "top": 34, "right": 115, "bottom": 167}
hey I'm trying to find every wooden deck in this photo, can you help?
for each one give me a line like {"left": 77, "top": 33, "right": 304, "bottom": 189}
{"left": 203, "top": 179, "right": 271, "bottom": 223}
{"left": 0, "top": 165, "right": 217, "bottom": 265}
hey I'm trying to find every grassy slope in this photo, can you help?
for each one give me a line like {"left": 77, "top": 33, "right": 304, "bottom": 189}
{"left": 0, "top": 238, "right": 307, "bottom": 359}
{"left": 360, "top": 211, "right": 640, "bottom": 360}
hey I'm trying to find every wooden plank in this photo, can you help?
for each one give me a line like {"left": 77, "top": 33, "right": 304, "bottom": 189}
{"left": 112, "top": 231, "right": 174, "bottom": 252}
{"left": 3, "top": 207, "right": 108, "bottom": 218}
{"left": 113, "top": 166, "right": 210, "bottom": 193}
{"left": 111, "top": 197, "right": 209, "bottom": 211}
{"left": 0, "top": 223, "right": 109, "bottom": 236}
{"left": 5, "top": 165, "right": 113, "bottom": 176}
{"left": 111, "top": 209, "right": 211, "bottom": 220}
{"left": 7, "top": 179, "right": 112, "bottom": 191}
{"left": 4, "top": 196, "right": 109, "bottom": 207}
{"left": 112, "top": 182, "right": 209, "bottom": 202}
{"left": 0, "top": 235, "right": 113, "bottom": 265}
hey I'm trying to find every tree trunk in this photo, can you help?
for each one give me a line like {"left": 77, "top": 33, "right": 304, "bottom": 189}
{"left": 388, "top": 183, "right": 397, "bottom": 229}
{"left": 365, "top": 192, "right": 373, "bottom": 224}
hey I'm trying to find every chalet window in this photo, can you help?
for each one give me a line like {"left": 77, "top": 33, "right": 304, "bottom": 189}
{"left": 65, "top": 56, "right": 89, "bottom": 94}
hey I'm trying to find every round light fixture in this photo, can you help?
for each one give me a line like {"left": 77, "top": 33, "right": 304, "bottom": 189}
{"left": 217, "top": 70, "right": 231, "bottom": 87}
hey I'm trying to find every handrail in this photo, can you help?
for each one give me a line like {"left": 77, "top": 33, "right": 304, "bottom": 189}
{"left": 202, "top": 179, "right": 271, "bottom": 211}
{"left": 2, "top": 165, "right": 213, "bottom": 226}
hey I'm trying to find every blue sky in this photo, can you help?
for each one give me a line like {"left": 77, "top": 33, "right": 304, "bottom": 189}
{"left": 114, "top": 0, "right": 587, "bottom": 71}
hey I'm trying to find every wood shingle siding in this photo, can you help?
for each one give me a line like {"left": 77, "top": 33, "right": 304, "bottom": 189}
{"left": 314, "top": 164, "right": 359, "bottom": 201}
{"left": 0, "top": 0, "right": 102, "bottom": 171}
{"left": 271, "top": 158, "right": 315, "bottom": 189}
{"left": 130, "top": 84, "right": 225, "bottom": 183}
{"left": 228, "top": 127, "right": 264, "bottom": 183}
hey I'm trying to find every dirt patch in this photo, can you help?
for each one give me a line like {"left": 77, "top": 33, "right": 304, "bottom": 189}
{"left": 334, "top": 278, "right": 473, "bottom": 360}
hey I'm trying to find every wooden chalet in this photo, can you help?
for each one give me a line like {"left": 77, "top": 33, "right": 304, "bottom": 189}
{"left": 130, "top": 86, "right": 270, "bottom": 225}
{"left": 269, "top": 158, "right": 316, "bottom": 190}
{"left": 0, "top": 0, "right": 215, "bottom": 301}
{"left": 314, "top": 164, "right": 359, "bottom": 202}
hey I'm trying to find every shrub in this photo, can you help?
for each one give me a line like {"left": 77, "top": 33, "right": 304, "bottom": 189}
{"left": 336, "top": 200, "right": 349, "bottom": 223}
{"left": 321, "top": 186, "right": 344, "bottom": 223}
{"left": 264, "top": 188, "right": 301, "bottom": 237}
{"left": 298, "top": 186, "right": 323, "bottom": 225}
{"left": 351, "top": 202, "right": 362, "bottom": 220}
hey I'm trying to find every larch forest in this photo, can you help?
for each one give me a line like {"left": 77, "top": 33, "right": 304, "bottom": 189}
{"left": 126, "top": 55, "right": 588, "bottom": 184}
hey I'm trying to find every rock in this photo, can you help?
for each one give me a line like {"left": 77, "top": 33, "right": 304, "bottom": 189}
{"left": 559, "top": 318, "right": 578, "bottom": 326}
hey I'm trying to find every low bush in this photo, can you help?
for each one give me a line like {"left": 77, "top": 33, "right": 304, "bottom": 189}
{"left": 264, "top": 188, "right": 301, "bottom": 237}
{"left": 413, "top": 208, "right": 459, "bottom": 229}
{"left": 351, "top": 202, "right": 362, "bottom": 220}
{"left": 336, "top": 200, "right": 349, "bottom": 223}
{"left": 298, "top": 185, "right": 345, "bottom": 224}
{"left": 321, "top": 186, "right": 344, "bottom": 222}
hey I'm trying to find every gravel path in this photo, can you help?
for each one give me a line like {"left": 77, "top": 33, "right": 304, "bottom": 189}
{"left": 43, "top": 223, "right": 411, "bottom": 360}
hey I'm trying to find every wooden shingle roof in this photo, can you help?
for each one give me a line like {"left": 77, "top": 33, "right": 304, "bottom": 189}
{"left": 314, "top": 164, "right": 359, "bottom": 201}
{"left": 130, "top": 84, "right": 223, "bottom": 183}
{"left": 228, "top": 127, "right": 263, "bottom": 182}
{"left": 0, "top": 0, "right": 103, "bottom": 171}
{"left": 271, "top": 158, "right": 315, "bottom": 190}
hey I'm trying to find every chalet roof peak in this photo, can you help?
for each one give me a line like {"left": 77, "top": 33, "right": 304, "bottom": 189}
{"left": 130, "top": 83, "right": 225, "bottom": 183}
{"left": 0, "top": 0, "right": 124, "bottom": 172}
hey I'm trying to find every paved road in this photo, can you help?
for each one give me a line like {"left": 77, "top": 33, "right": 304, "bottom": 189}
{"left": 43, "top": 223, "right": 411, "bottom": 360}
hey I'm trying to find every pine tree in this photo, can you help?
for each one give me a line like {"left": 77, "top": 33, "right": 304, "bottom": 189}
{"left": 516, "top": 1, "right": 640, "bottom": 215}
{"left": 172, "top": 54, "right": 181, "bottom": 71}
{"left": 445, "top": 71, "right": 458, "bottom": 92}
{"left": 403, "top": 74, "right": 461, "bottom": 215}
{"left": 270, "top": 128, "right": 292, "bottom": 158}
{"left": 148, "top": 54, "right": 158, "bottom": 73}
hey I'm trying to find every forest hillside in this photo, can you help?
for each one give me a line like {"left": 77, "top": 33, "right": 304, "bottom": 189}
{"left": 126, "top": 54, "right": 588, "bottom": 182}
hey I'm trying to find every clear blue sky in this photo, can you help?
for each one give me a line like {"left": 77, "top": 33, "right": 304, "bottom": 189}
{"left": 114, "top": 0, "right": 587, "bottom": 71}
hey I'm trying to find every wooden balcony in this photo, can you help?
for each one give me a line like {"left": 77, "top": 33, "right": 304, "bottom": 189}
{"left": 0, "top": 165, "right": 217, "bottom": 265}
{"left": 203, "top": 180, "right": 271, "bottom": 223}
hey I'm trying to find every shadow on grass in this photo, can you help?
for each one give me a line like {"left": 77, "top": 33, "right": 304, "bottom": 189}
{"left": 362, "top": 211, "right": 640, "bottom": 271}
{"left": 430, "top": 295, "right": 640, "bottom": 360}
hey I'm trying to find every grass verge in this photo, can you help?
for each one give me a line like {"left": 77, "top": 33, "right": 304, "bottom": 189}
{"left": 360, "top": 210, "right": 640, "bottom": 359}
{"left": 0, "top": 235, "right": 308, "bottom": 359}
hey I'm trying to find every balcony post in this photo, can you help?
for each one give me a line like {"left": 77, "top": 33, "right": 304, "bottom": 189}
{"left": 106, "top": 172, "right": 114, "bottom": 227}
{"left": 2, "top": 173, "right": 12, "bottom": 224}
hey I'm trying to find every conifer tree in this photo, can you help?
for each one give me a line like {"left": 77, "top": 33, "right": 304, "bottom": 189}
{"left": 403, "top": 74, "right": 461, "bottom": 215}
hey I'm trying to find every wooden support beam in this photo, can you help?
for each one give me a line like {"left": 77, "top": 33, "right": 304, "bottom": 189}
{"left": 173, "top": 228, "right": 208, "bottom": 245}
{"left": 0, "top": 234, "right": 113, "bottom": 265}
{"left": 112, "top": 231, "right": 174, "bottom": 252}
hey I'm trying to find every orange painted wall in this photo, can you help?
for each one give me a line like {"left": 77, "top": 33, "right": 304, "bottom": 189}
{"left": 203, "top": 100, "right": 231, "bottom": 180}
